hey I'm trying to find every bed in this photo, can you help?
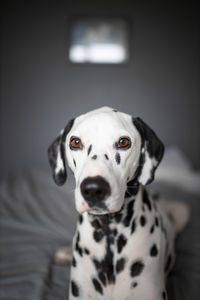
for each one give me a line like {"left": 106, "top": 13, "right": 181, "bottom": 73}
{"left": 0, "top": 147, "right": 200, "bottom": 299}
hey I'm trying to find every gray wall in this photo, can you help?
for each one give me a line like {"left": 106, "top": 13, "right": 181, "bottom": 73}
{"left": 1, "top": 0, "right": 199, "bottom": 178}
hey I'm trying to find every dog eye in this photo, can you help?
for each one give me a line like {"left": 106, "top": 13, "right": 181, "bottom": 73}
{"left": 70, "top": 137, "right": 83, "bottom": 150}
{"left": 117, "top": 137, "right": 131, "bottom": 149}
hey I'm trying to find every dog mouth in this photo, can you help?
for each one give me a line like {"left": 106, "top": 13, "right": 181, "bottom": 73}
{"left": 82, "top": 204, "right": 109, "bottom": 215}
{"left": 88, "top": 209, "right": 109, "bottom": 215}
{"left": 80, "top": 201, "right": 124, "bottom": 216}
{"left": 88, "top": 206, "right": 124, "bottom": 216}
{"left": 79, "top": 201, "right": 120, "bottom": 215}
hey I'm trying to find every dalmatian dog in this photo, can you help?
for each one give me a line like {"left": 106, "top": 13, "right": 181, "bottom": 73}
{"left": 48, "top": 107, "right": 188, "bottom": 300}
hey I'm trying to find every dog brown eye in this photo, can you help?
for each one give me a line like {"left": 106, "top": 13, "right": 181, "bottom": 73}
{"left": 70, "top": 137, "right": 83, "bottom": 150}
{"left": 117, "top": 137, "right": 131, "bottom": 149}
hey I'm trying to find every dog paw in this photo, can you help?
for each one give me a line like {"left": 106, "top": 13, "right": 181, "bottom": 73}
{"left": 54, "top": 246, "right": 72, "bottom": 265}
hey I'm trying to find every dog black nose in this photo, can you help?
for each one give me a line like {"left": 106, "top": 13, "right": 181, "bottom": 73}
{"left": 80, "top": 176, "right": 111, "bottom": 203}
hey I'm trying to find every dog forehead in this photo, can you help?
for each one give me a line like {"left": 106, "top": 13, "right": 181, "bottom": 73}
{"left": 71, "top": 107, "right": 135, "bottom": 138}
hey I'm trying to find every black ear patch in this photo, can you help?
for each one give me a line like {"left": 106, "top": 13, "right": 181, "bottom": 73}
{"left": 133, "top": 117, "right": 164, "bottom": 185}
{"left": 48, "top": 118, "right": 74, "bottom": 186}
{"left": 48, "top": 135, "right": 66, "bottom": 186}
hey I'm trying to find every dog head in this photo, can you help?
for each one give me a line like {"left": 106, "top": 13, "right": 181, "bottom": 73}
{"left": 48, "top": 107, "right": 164, "bottom": 215}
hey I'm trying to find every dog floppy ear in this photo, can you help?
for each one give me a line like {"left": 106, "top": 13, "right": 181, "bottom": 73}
{"left": 133, "top": 117, "right": 164, "bottom": 185}
{"left": 48, "top": 119, "right": 74, "bottom": 186}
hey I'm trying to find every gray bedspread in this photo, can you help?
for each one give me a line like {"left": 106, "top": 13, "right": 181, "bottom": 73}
{"left": 0, "top": 167, "right": 200, "bottom": 300}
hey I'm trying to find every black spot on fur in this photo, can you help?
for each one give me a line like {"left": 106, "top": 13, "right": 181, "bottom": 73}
{"left": 84, "top": 248, "right": 90, "bottom": 255}
{"left": 132, "top": 151, "right": 145, "bottom": 183}
{"left": 115, "top": 152, "right": 121, "bottom": 165}
{"left": 116, "top": 257, "right": 126, "bottom": 273}
{"left": 150, "top": 244, "right": 158, "bottom": 257}
{"left": 130, "top": 260, "right": 144, "bottom": 277}
{"left": 160, "top": 216, "right": 167, "bottom": 238}
{"left": 88, "top": 144, "right": 92, "bottom": 156}
{"left": 73, "top": 159, "right": 76, "bottom": 167}
{"left": 98, "top": 272, "right": 106, "bottom": 286}
{"left": 155, "top": 216, "right": 159, "bottom": 227}
{"left": 91, "top": 219, "right": 101, "bottom": 230}
{"left": 143, "top": 189, "right": 152, "bottom": 211}
{"left": 112, "top": 228, "right": 118, "bottom": 236}
{"left": 113, "top": 109, "right": 118, "bottom": 112}
{"left": 93, "top": 230, "right": 104, "bottom": 242}
{"left": 93, "top": 258, "right": 101, "bottom": 269}
{"left": 162, "top": 291, "right": 167, "bottom": 299}
{"left": 115, "top": 212, "right": 123, "bottom": 223}
{"left": 104, "top": 154, "right": 109, "bottom": 160}
{"left": 123, "top": 200, "right": 135, "bottom": 227}
{"left": 117, "top": 234, "right": 127, "bottom": 253}
{"left": 72, "top": 257, "right": 76, "bottom": 267}
{"left": 131, "top": 282, "right": 138, "bottom": 288}
{"left": 125, "top": 179, "right": 139, "bottom": 198}
{"left": 75, "top": 232, "right": 83, "bottom": 256}
{"left": 92, "top": 155, "right": 97, "bottom": 160}
{"left": 140, "top": 215, "right": 146, "bottom": 226}
{"left": 79, "top": 214, "right": 83, "bottom": 224}
{"left": 71, "top": 280, "right": 79, "bottom": 297}
{"left": 131, "top": 218, "right": 137, "bottom": 234}
{"left": 165, "top": 254, "right": 172, "bottom": 273}
{"left": 92, "top": 278, "right": 103, "bottom": 295}
{"left": 150, "top": 225, "right": 154, "bottom": 234}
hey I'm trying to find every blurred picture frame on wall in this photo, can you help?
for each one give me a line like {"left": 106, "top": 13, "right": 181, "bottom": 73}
{"left": 68, "top": 17, "right": 130, "bottom": 64}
